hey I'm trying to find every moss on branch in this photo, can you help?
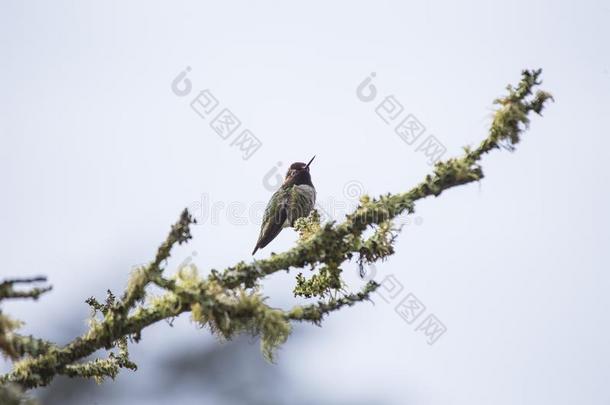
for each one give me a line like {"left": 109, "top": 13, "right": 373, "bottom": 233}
{"left": 0, "top": 69, "right": 552, "bottom": 391}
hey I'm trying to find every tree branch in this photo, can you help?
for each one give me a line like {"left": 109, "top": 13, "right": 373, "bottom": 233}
{"left": 0, "top": 278, "right": 52, "bottom": 301}
{"left": 0, "top": 69, "right": 553, "bottom": 390}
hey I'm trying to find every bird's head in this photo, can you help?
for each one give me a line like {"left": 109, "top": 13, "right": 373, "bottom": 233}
{"left": 284, "top": 155, "right": 315, "bottom": 186}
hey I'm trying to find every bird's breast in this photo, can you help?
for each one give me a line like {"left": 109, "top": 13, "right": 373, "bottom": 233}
{"left": 284, "top": 184, "right": 316, "bottom": 227}
{"left": 293, "top": 184, "right": 316, "bottom": 204}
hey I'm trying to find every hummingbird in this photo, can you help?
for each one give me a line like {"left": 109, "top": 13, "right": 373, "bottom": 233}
{"left": 252, "top": 156, "right": 316, "bottom": 255}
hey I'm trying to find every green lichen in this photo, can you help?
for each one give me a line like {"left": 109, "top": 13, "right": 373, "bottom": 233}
{"left": 0, "top": 69, "right": 553, "bottom": 390}
{"left": 190, "top": 286, "right": 291, "bottom": 362}
{"left": 293, "top": 265, "right": 344, "bottom": 299}
{"left": 294, "top": 209, "right": 322, "bottom": 240}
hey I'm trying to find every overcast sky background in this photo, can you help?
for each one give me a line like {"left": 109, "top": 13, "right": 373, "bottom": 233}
{"left": 1, "top": 1, "right": 609, "bottom": 404}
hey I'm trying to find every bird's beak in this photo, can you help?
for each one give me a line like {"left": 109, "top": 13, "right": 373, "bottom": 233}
{"left": 305, "top": 155, "right": 316, "bottom": 169}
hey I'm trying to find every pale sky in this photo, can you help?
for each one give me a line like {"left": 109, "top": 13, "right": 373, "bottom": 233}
{"left": 1, "top": 1, "right": 609, "bottom": 404}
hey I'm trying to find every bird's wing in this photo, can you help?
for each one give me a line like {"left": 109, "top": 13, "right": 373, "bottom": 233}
{"left": 252, "top": 188, "right": 289, "bottom": 254}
